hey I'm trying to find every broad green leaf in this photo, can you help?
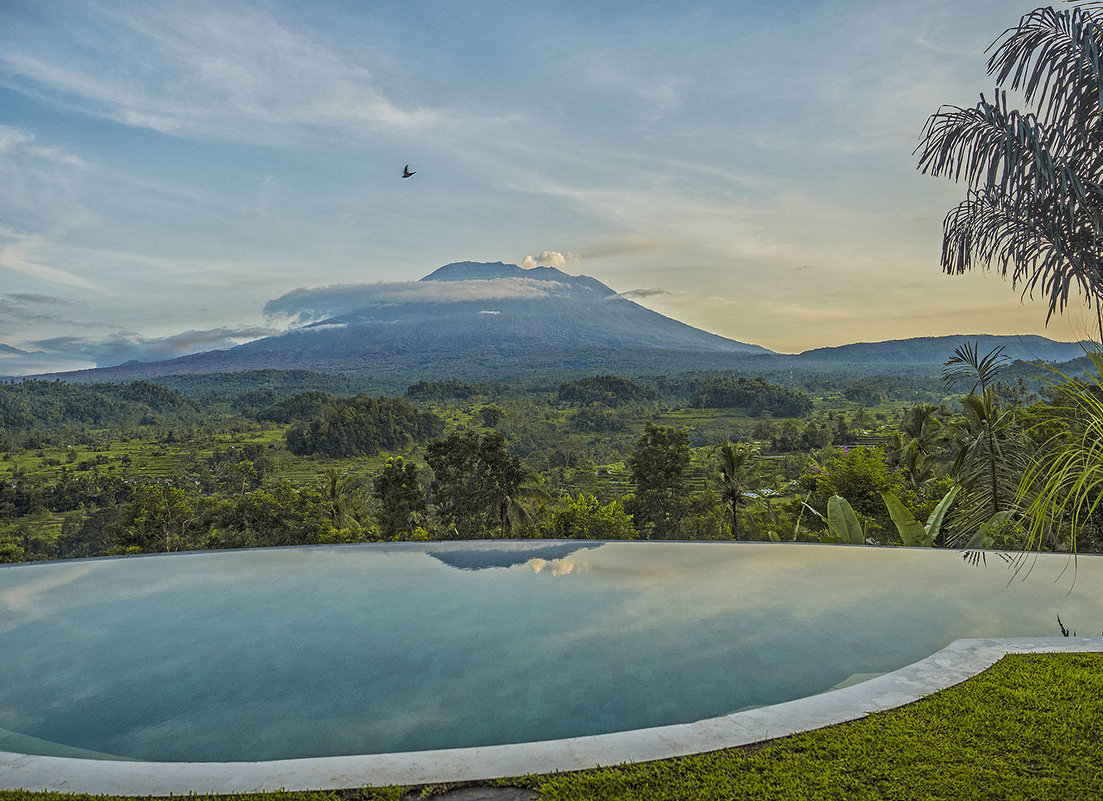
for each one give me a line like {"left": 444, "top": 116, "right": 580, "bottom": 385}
{"left": 827, "top": 494, "right": 864, "bottom": 545}
{"left": 881, "top": 491, "right": 928, "bottom": 547}
{"left": 923, "top": 485, "right": 961, "bottom": 544}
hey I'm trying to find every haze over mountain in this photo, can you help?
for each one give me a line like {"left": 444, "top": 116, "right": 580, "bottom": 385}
{"left": 2, "top": 262, "right": 1086, "bottom": 384}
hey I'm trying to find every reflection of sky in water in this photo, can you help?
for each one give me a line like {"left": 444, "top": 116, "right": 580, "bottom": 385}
{"left": 0, "top": 542, "right": 1100, "bottom": 762}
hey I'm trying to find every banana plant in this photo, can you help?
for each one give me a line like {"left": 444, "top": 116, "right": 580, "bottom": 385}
{"left": 881, "top": 485, "right": 960, "bottom": 547}
{"left": 799, "top": 494, "right": 865, "bottom": 544}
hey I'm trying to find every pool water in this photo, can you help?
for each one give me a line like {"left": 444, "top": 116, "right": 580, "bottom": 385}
{"left": 0, "top": 541, "right": 1098, "bottom": 762}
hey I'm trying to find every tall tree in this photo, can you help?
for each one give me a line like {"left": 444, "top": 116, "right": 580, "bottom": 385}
{"left": 115, "top": 483, "right": 206, "bottom": 552}
{"left": 627, "top": 422, "right": 691, "bottom": 539}
{"left": 942, "top": 344, "right": 1027, "bottom": 544}
{"left": 321, "top": 467, "right": 360, "bottom": 530}
{"left": 916, "top": 3, "right": 1103, "bottom": 339}
{"left": 714, "top": 441, "right": 760, "bottom": 540}
{"left": 372, "top": 457, "right": 426, "bottom": 539}
{"left": 426, "top": 431, "right": 526, "bottom": 538}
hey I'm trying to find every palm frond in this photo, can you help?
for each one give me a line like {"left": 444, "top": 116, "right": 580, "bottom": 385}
{"left": 942, "top": 342, "right": 1009, "bottom": 392}
{"left": 940, "top": 187, "right": 1103, "bottom": 319}
{"left": 917, "top": 91, "right": 1087, "bottom": 201}
{"left": 987, "top": 7, "right": 1103, "bottom": 134}
{"left": 917, "top": 5, "right": 1103, "bottom": 321}
{"left": 1019, "top": 354, "right": 1103, "bottom": 552}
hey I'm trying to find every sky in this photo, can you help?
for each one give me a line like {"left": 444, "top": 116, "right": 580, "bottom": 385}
{"left": 0, "top": 0, "right": 1093, "bottom": 375}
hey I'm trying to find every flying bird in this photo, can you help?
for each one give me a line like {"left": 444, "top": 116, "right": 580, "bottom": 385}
{"left": 402, "top": 164, "right": 416, "bottom": 179}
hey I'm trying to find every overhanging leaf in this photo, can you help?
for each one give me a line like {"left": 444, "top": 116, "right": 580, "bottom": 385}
{"left": 881, "top": 491, "right": 928, "bottom": 547}
{"left": 924, "top": 485, "right": 961, "bottom": 544}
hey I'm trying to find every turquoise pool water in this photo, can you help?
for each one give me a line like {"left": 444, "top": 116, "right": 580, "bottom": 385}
{"left": 0, "top": 541, "right": 1099, "bottom": 762}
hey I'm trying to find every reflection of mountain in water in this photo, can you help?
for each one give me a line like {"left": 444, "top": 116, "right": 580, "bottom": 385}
{"left": 426, "top": 542, "right": 599, "bottom": 571}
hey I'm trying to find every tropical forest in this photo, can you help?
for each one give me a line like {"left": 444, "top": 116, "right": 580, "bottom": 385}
{"left": 2, "top": 343, "right": 1099, "bottom": 564}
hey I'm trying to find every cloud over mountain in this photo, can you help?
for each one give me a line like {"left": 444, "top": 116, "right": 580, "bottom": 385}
{"left": 616, "top": 288, "right": 671, "bottom": 300}
{"left": 26, "top": 327, "right": 276, "bottom": 369}
{"left": 263, "top": 278, "right": 568, "bottom": 327}
{"left": 521, "top": 250, "right": 578, "bottom": 269}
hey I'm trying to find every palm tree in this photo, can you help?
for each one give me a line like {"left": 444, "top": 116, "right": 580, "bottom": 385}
{"left": 916, "top": 4, "right": 1103, "bottom": 340}
{"left": 891, "top": 403, "right": 948, "bottom": 490}
{"left": 714, "top": 441, "right": 760, "bottom": 540}
{"left": 500, "top": 478, "right": 551, "bottom": 538}
{"left": 941, "top": 343, "right": 1027, "bottom": 544}
{"left": 947, "top": 391, "right": 1026, "bottom": 534}
{"left": 321, "top": 468, "right": 359, "bottom": 529}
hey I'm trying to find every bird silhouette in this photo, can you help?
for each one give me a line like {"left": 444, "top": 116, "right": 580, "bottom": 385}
{"left": 402, "top": 164, "right": 416, "bottom": 178}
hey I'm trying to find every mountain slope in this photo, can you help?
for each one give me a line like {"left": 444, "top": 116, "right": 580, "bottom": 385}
{"left": 796, "top": 334, "right": 1087, "bottom": 364}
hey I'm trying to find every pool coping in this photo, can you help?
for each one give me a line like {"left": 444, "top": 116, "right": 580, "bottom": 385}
{"left": 2, "top": 636, "right": 1101, "bottom": 795}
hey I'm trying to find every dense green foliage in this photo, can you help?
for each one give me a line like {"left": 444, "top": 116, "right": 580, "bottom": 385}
{"left": 0, "top": 380, "right": 196, "bottom": 431}
{"left": 545, "top": 494, "right": 635, "bottom": 540}
{"left": 627, "top": 422, "right": 691, "bottom": 538}
{"left": 255, "top": 391, "right": 334, "bottom": 424}
{"left": 284, "top": 395, "right": 444, "bottom": 457}
{"left": 372, "top": 456, "right": 426, "bottom": 538}
{"left": 3, "top": 347, "right": 1102, "bottom": 561}
{"left": 693, "top": 375, "right": 813, "bottom": 416}
{"left": 557, "top": 375, "right": 658, "bottom": 406}
{"left": 404, "top": 378, "right": 494, "bottom": 401}
{"left": 425, "top": 430, "right": 527, "bottom": 537}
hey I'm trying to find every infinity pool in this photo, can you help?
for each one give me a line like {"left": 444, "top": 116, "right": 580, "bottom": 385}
{"left": 0, "top": 541, "right": 1099, "bottom": 762}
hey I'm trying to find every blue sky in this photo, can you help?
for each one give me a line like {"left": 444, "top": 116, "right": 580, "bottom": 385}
{"left": 0, "top": 0, "right": 1089, "bottom": 375}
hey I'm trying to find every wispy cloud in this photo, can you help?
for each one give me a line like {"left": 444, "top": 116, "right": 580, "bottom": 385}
{"left": 616, "top": 288, "right": 671, "bottom": 300}
{"left": 0, "top": 228, "right": 100, "bottom": 291}
{"left": 0, "top": 6, "right": 439, "bottom": 145}
{"left": 5, "top": 293, "right": 74, "bottom": 304}
{"left": 0, "top": 124, "right": 33, "bottom": 152}
{"left": 0, "top": 292, "right": 82, "bottom": 329}
{"left": 0, "top": 124, "right": 87, "bottom": 167}
{"left": 26, "top": 326, "right": 276, "bottom": 369}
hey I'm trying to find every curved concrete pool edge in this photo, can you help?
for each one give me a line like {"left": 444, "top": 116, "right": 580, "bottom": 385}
{"left": 2, "top": 637, "right": 1101, "bottom": 795}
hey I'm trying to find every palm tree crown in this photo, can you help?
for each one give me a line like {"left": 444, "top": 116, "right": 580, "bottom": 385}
{"left": 917, "top": 4, "right": 1103, "bottom": 333}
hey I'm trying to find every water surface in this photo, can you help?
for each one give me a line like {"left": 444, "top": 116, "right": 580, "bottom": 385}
{"left": 0, "top": 541, "right": 1098, "bottom": 761}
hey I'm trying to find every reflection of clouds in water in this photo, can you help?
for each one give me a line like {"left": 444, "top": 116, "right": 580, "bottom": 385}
{"left": 0, "top": 563, "right": 99, "bottom": 628}
{"left": 530, "top": 557, "right": 586, "bottom": 576}
{"left": 547, "top": 543, "right": 1103, "bottom": 646}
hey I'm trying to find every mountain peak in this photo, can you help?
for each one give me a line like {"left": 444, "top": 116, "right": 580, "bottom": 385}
{"left": 420, "top": 261, "right": 615, "bottom": 296}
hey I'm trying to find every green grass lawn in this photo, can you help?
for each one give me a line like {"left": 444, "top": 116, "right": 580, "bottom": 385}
{"left": 1, "top": 652, "right": 1100, "bottom": 801}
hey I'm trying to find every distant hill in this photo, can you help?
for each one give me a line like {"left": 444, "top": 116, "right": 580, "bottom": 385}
{"left": 26, "top": 262, "right": 772, "bottom": 382}
{"left": 796, "top": 335, "right": 1087, "bottom": 365}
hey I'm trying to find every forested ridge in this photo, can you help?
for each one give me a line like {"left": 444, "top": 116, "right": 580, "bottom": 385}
{"left": 0, "top": 380, "right": 198, "bottom": 430}
{"left": 0, "top": 354, "right": 1096, "bottom": 563}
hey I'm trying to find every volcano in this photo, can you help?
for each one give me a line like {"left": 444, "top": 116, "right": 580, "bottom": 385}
{"left": 36, "top": 262, "right": 772, "bottom": 381}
